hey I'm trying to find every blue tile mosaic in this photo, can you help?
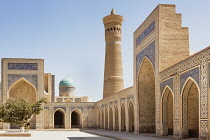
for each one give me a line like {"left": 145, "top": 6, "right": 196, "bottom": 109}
{"left": 160, "top": 78, "right": 173, "bottom": 94}
{"left": 136, "top": 21, "right": 155, "bottom": 46}
{"left": 8, "top": 74, "right": 38, "bottom": 89}
{"left": 136, "top": 41, "right": 155, "bottom": 75}
{"left": 8, "top": 63, "right": 38, "bottom": 70}
{"left": 180, "top": 67, "right": 200, "bottom": 92}
{"left": 44, "top": 107, "right": 49, "bottom": 110}
{"left": 87, "top": 107, "right": 94, "bottom": 109}
{"left": 71, "top": 107, "right": 83, "bottom": 111}
{"left": 54, "top": 107, "right": 66, "bottom": 112}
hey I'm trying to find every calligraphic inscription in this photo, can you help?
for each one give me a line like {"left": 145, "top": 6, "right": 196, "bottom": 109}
{"left": 136, "top": 21, "right": 155, "bottom": 46}
{"left": 8, "top": 63, "right": 38, "bottom": 70}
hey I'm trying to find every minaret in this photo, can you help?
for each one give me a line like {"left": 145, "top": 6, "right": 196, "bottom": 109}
{"left": 103, "top": 9, "right": 124, "bottom": 98}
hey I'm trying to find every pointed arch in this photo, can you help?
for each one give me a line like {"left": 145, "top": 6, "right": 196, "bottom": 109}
{"left": 71, "top": 108, "right": 83, "bottom": 128}
{"left": 105, "top": 107, "right": 108, "bottom": 130}
{"left": 8, "top": 78, "right": 37, "bottom": 129}
{"left": 121, "top": 102, "right": 126, "bottom": 131}
{"left": 128, "top": 100, "right": 134, "bottom": 132}
{"left": 114, "top": 105, "right": 119, "bottom": 131}
{"left": 181, "top": 77, "right": 199, "bottom": 138}
{"left": 138, "top": 57, "right": 155, "bottom": 133}
{"left": 109, "top": 107, "right": 113, "bottom": 130}
{"left": 98, "top": 109, "right": 101, "bottom": 129}
{"left": 161, "top": 86, "right": 174, "bottom": 136}
{"left": 54, "top": 108, "right": 65, "bottom": 128}
{"left": 8, "top": 78, "right": 37, "bottom": 103}
{"left": 101, "top": 108, "right": 104, "bottom": 129}
{"left": 137, "top": 56, "right": 155, "bottom": 78}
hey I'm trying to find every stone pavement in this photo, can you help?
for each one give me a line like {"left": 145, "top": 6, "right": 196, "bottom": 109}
{"left": 0, "top": 130, "right": 115, "bottom": 140}
{"left": 0, "top": 130, "right": 199, "bottom": 140}
{"left": 82, "top": 129, "right": 174, "bottom": 140}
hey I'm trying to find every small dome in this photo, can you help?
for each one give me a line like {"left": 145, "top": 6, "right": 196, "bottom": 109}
{"left": 59, "top": 77, "right": 75, "bottom": 87}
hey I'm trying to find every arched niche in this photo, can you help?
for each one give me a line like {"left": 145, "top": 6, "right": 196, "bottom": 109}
{"left": 121, "top": 103, "right": 126, "bottom": 131}
{"left": 54, "top": 109, "right": 65, "bottom": 129}
{"left": 71, "top": 109, "right": 82, "bottom": 128}
{"left": 162, "top": 86, "right": 174, "bottom": 136}
{"left": 138, "top": 57, "right": 155, "bottom": 133}
{"left": 109, "top": 107, "right": 113, "bottom": 130}
{"left": 182, "top": 78, "right": 199, "bottom": 138}
{"left": 128, "top": 100, "right": 134, "bottom": 132}
{"left": 105, "top": 108, "right": 108, "bottom": 130}
{"left": 101, "top": 109, "right": 104, "bottom": 129}
{"left": 114, "top": 105, "right": 119, "bottom": 131}
{"left": 8, "top": 78, "right": 37, "bottom": 129}
{"left": 8, "top": 78, "right": 37, "bottom": 103}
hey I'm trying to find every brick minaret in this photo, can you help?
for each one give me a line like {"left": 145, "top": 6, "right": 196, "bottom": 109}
{"left": 103, "top": 9, "right": 124, "bottom": 98}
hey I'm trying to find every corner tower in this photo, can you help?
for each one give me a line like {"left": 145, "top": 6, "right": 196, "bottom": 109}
{"left": 103, "top": 9, "right": 124, "bottom": 98}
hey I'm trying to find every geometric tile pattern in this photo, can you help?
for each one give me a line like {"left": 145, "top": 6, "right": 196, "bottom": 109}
{"left": 136, "top": 41, "right": 155, "bottom": 75}
{"left": 200, "top": 59, "right": 208, "bottom": 119}
{"left": 8, "top": 74, "right": 38, "bottom": 89}
{"left": 160, "top": 47, "right": 210, "bottom": 82}
{"left": 200, "top": 120, "right": 208, "bottom": 139}
{"left": 54, "top": 107, "right": 66, "bottom": 112}
{"left": 136, "top": 21, "right": 155, "bottom": 46}
{"left": 180, "top": 67, "right": 200, "bottom": 92}
{"left": 160, "top": 78, "right": 173, "bottom": 95}
{"left": 71, "top": 107, "right": 83, "bottom": 112}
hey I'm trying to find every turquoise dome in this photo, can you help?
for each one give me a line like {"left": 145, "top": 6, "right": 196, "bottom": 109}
{"left": 59, "top": 77, "right": 75, "bottom": 87}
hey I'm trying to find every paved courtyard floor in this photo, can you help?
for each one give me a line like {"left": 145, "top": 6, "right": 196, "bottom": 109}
{"left": 0, "top": 130, "right": 199, "bottom": 140}
{"left": 0, "top": 130, "right": 114, "bottom": 140}
{"left": 82, "top": 129, "right": 173, "bottom": 140}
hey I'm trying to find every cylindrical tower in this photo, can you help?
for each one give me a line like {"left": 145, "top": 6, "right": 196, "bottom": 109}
{"left": 59, "top": 77, "right": 76, "bottom": 97}
{"left": 103, "top": 9, "right": 124, "bottom": 98}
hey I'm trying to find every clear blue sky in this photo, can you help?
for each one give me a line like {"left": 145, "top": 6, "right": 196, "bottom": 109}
{"left": 0, "top": 0, "right": 209, "bottom": 101}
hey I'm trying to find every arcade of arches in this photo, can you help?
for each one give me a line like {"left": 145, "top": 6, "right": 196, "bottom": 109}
{"left": 54, "top": 109, "right": 82, "bottom": 129}
{"left": 1, "top": 4, "right": 209, "bottom": 140}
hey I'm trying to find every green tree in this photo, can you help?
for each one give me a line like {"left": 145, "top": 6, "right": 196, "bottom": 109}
{"left": 0, "top": 98, "right": 47, "bottom": 132}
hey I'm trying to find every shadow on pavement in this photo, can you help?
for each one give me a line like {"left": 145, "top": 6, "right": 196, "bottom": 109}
{"left": 67, "top": 137, "right": 115, "bottom": 140}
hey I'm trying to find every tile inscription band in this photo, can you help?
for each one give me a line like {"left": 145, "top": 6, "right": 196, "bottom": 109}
{"left": 136, "top": 21, "right": 155, "bottom": 46}
{"left": 8, "top": 63, "right": 38, "bottom": 70}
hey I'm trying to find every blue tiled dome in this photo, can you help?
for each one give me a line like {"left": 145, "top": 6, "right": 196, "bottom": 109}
{"left": 59, "top": 77, "right": 75, "bottom": 87}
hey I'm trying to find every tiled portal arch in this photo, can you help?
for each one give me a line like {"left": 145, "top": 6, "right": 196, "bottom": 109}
{"left": 181, "top": 77, "right": 200, "bottom": 138}
{"left": 161, "top": 86, "right": 174, "bottom": 136}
